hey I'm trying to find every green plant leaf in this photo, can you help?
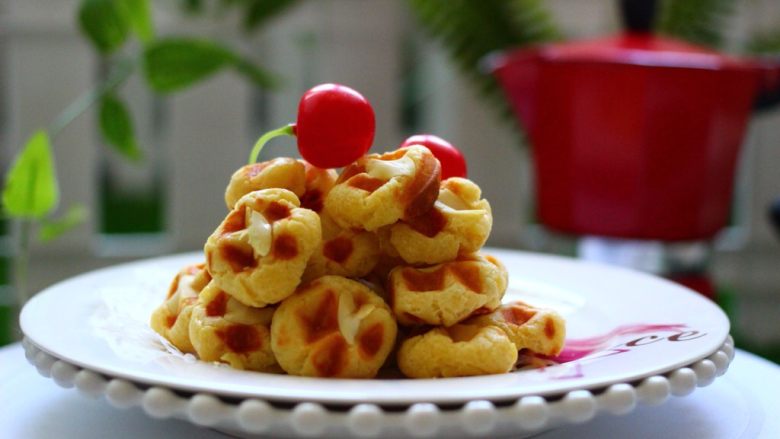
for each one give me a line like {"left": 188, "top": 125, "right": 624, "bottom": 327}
{"left": 117, "top": 0, "right": 154, "bottom": 43}
{"left": 38, "top": 204, "right": 88, "bottom": 243}
{"left": 658, "top": 0, "right": 737, "bottom": 48}
{"left": 78, "top": 0, "right": 130, "bottom": 54}
{"left": 2, "top": 130, "right": 59, "bottom": 219}
{"left": 143, "top": 38, "right": 278, "bottom": 93}
{"left": 242, "top": 0, "right": 300, "bottom": 32}
{"left": 143, "top": 38, "right": 235, "bottom": 92}
{"left": 100, "top": 94, "right": 143, "bottom": 161}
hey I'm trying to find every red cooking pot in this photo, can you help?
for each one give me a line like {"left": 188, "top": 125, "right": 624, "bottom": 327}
{"left": 489, "top": 1, "right": 780, "bottom": 241}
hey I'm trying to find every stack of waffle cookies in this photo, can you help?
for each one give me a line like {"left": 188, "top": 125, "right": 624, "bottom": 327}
{"left": 151, "top": 146, "right": 565, "bottom": 378}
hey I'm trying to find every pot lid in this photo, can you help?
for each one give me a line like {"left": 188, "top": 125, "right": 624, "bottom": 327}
{"left": 540, "top": 32, "right": 756, "bottom": 71}
{"left": 533, "top": 0, "right": 757, "bottom": 71}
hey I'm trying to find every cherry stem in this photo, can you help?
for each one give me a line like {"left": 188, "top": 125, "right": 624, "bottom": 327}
{"left": 248, "top": 124, "right": 296, "bottom": 165}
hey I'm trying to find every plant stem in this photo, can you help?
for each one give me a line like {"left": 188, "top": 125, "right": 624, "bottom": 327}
{"left": 49, "top": 58, "right": 136, "bottom": 140}
{"left": 13, "top": 220, "right": 31, "bottom": 322}
{"left": 248, "top": 124, "right": 295, "bottom": 164}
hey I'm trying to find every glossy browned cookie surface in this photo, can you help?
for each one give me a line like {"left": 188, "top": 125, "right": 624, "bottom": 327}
{"left": 401, "top": 152, "right": 441, "bottom": 220}
{"left": 216, "top": 324, "right": 263, "bottom": 354}
{"left": 262, "top": 201, "right": 292, "bottom": 222}
{"left": 323, "top": 236, "right": 353, "bottom": 263}
{"left": 405, "top": 206, "right": 447, "bottom": 238}
{"left": 400, "top": 262, "right": 483, "bottom": 293}
{"left": 502, "top": 303, "right": 537, "bottom": 326}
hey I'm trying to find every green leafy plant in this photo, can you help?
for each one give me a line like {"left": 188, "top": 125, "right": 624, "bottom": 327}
{"left": 747, "top": 29, "right": 780, "bottom": 55}
{"left": 1, "top": 0, "right": 300, "bottom": 311}
{"left": 657, "top": 0, "right": 737, "bottom": 48}
{"left": 406, "top": 0, "right": 558, "bottom": 118}
{"left": 179, "top": 0, "right": 301, "bottom": 32}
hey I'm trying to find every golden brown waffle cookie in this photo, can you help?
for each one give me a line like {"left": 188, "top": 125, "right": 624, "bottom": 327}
{"left": 324, "top": 145, "right": 441, "bottom": 231}
{"left": 224, "top": 158, "right": 306, "bottom": 209}
{"left": 270, "top": 276, "right": 397, "bottom": 378}
{"left": 205, "top": 188, "right": 321, "bottom": 307}
{"left": 150, "top": 263, "right": 211, "bottom": 354}
{"left": 189, "top": 281, "right": 280, "bottom": 372}
{"left": 397, "top": 323, "right": 518, "bottom": 378}
{"left": 388, "top": 178, "right": 492, "bottom": 264}
{"left": 388, "top": 253, "right": 508, "bottom": 327}
{"left": 466, "top": 300, "right": 566, "bottom": 356}
{"left": 302, "top": 212, "right": 381, "bottom": 282}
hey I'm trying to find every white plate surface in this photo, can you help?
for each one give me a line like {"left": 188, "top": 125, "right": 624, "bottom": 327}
{"left": 21, "top": 249, "right": 730, "bottom": 407}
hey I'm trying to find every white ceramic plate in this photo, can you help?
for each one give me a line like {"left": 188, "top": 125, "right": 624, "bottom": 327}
{"left": 21, "top": 249, "right": 732, "bottom": 437}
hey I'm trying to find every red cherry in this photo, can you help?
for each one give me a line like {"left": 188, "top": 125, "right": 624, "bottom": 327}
{"left": 399, "top": 134, "right": 467, "bottom": 179}
{"left": 296, "top": 84, "right": 375, "bottom": 168}
{"left": 248, "top": 84, "right": 375, "bottom": 169}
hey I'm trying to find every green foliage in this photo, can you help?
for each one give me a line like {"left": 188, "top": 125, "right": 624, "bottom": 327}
{"left": 406, "top": 0, "right": 558, "bottom": 120}
{"left": 506, "top": 0, "right": 561, "bottom": 45}
{"left": 658, "top": 0, "right": 737, "bottom": 48}
{"left": 5, "top": 0, "right": 295, "bottom": 225}
{"left": 176, "top": 0, "right": 300, "bottom": 32}
{"left": 747, "top": 29, "right": 780, "bottom": 55}
{"left": 0, "top": 0, "right": 299, "bottom": 312}
{"left": 39, "top": 205, "right": 88, "bottom": 242}
{"left": 100, "top": 94, "right": 142, "bottom": 161}
{"left": 142, "top": 38, "right": 234, "bottom": 92}
{"left": 117, "top": 0, "right": 155, "bottom": 43}
{"left": 242, "top": 0, "right": 300, "bottom": 32}
{"left": 79, "top": 0, "right": 154, "bottom": 50}
{"left": 2, "top": 131, "right": 58, "bottom": 219}
{"left": 143, "top": 38, "right": 277, "bottom": 92}
{"left": 78, "top": 0, "right": 130, "bottom": 54}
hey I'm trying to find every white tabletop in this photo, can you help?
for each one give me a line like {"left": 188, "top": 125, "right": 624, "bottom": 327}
{"left": 1, "top": 342, "right": 779, "bottom": 438}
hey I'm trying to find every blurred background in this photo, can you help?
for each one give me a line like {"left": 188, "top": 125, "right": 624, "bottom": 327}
{"left": 1, "top": 0, "right": 779, "bottom": 362}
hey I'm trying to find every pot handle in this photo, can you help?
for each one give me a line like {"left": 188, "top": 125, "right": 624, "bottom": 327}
{"left": 754, "top": 58, "right": 780, "bottom": 112}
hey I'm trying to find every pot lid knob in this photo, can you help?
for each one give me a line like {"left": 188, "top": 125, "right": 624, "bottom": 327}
{"left": 620, "top": 0, "right": 658, "bottom": 33}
